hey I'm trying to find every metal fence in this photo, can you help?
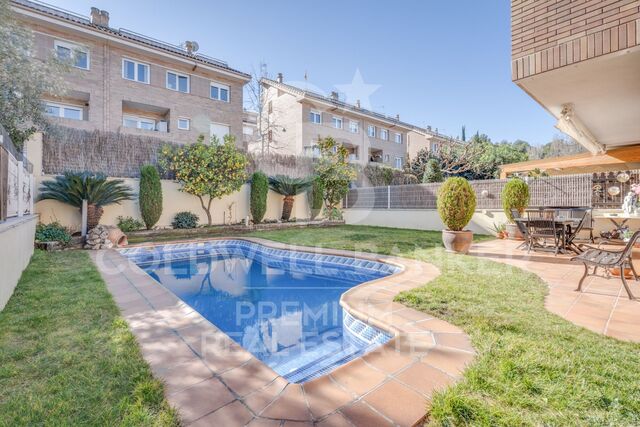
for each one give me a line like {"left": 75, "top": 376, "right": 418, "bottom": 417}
{"left": 0, "top": 125, "right": 35, "bottom": 222}
{"left": 345, "top": 173, "right": 602, "bottom": 210}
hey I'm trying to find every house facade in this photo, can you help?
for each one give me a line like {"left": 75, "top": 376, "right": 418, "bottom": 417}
{"left": 406, "top": 127, "right": 460, "bottom": 161}
{"left": 255, "top": 76, "right": 425, "bottom": 169}
{"left": 12, "top": 0, "right": 250, "bottom": 145}
{"left": 511, "top": 0, "right": 639, "bottom": 156}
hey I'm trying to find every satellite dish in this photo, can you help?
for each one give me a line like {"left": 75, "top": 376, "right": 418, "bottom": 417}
{"left": 182, "top": 41, "right": 199, "bottom": 54}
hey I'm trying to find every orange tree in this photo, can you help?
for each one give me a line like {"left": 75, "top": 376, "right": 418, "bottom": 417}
{"left": 160, "top": 135, "right": 248, "bottom": 226}
{"left": 315, "top": 137, "right": 356, "bottom": 220}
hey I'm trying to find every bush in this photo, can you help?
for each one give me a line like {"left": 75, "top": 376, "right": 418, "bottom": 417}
{"left": 250, "top": 171, "right": 268, "bottom": 223}
{"left": 35, "top": 222, "right": 71, "bottom": 245}
{"left": 502, "top": 178, "right": 530, "bottom": 222}
{"left": 363, "top": 165, "right": 394, "bottom": 186}
{"left": 139, "top": 165, "right": 163, "bottom": 229}
{"left": 308, "top": 176, "right": 324, "bottom": 220}
{"left": 437, "top": 177, "right": 476, "bottom": 231}
{"left": 423, "top": 159, "right": 444, "bottom": 183}
{"left": 116, "top": 216, "right": 144, "bottom": 233}
{"left": 171, "top": 211, "right": 199, "bottom": 229}
{"left": 391, "top": 171, "right": 418, "bottom": 185}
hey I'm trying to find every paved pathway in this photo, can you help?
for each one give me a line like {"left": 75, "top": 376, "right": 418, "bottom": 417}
{"left": 91, "top": 238, "right": 475, "bottom": 426}
{"left": 469, "top": 239, "right": 640, "bottom": 342}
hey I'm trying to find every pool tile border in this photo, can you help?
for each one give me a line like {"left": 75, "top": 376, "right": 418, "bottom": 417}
{"left": 90, "top": 237, "right": 475, "bottom": 426}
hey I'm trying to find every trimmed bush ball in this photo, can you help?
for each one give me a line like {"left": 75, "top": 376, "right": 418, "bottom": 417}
{"left": 139, "top": 165, "right": 163, "bottom": 229}
{"left": 437, "top": 177, "right": 476, "bottom": 231}
{"left": 250, "top": 171, "right": 268, "bottom": 223}
{"left": 502, "top": 178, "right": 530, "bottom": 222}
{"left": 171, "top": 211, "right": 199, "bottom": 229}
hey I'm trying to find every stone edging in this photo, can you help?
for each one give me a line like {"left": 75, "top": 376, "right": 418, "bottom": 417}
{"left": 91, "top": 237, "right": 476, "bottom": 426}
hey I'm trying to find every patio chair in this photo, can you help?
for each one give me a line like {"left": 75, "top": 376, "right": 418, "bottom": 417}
{"left": 564, "top": 208, "right": 590, "bottom": 254}
{"left": 571, "top": 230, "right": 640, "bottom": 300}
{"left": 526, "top": 210, "right": 564, "bottom": 255}
{"left": 510, "top": 208, "right": 530, "bottom": 250}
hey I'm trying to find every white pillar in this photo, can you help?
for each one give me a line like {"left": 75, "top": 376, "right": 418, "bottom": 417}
{"left": 387, "top": 186, "right": 391, "bottom": 209}
{"left": 81, "top": 199, "right": 88, "bottom": 237}
{"left": 17, "top": 161, "right": 24, "bottom": 217}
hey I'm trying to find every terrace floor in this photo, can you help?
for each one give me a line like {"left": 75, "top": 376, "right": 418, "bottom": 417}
{"left": 469, "top": 239, "right": 640, "bottom": 343}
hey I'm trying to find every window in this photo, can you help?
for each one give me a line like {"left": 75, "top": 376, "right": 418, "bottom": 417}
{"left": 394, "top": 132, "right": 402, "bottom": 144}
{"left": 380, "top": 129, "right": 389, "bottom": 141}
{"left": 210, "top": 82, "right": 229, "bottom": 102}
{"left": 367, "top": 125, "right": 376, "bottom": 137}
{"left": 349, "top": 120, "right": 359, "bottom": 133}
{"left": 384, "top": 154, "right": 390, "bottom": 162}
{"left": 395, "top": 156, "right": 403, "bottom": 169}
{"left": 332, "top": 116, "right": 343, "bottom": 129}
{"left": 123, "top": 115, "right": 155, "bottom": 130}
{"left": 210, "top": 123, "right": 230, "bottom": 141}
{"left": 44, "top": 102, "right": 83, "bottom": 120}
{"left": 309, "top": 110, "right": 321, "bottom": 124}
{"left": 177, "top": 118, "right": 190, "bottom": 130}
{"left": 166, "top": 71, "right": 189, "bottom": 93}
{"left": 243, "top": 126, "right": 254, "bottom": 135}
{"left": 54, "top": 40, "right": 89, "bottom": 70}
{"left": 122, "top": 59, "right": 149, "bottom": 83}
{"left": 304, "top": 144, "right": 321, "bottom": 158}
{"left": 432, "top": 143, "right": 439, "bottom": 153}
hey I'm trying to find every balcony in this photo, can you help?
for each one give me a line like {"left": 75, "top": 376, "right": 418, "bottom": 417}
{"left": 121, "top": 100, "right": 170, "bottom": 133}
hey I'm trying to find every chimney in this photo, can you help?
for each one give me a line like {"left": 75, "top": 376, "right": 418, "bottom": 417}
{"left": 276, "top": 73, "right": 283, "bottom": 83}
{"left": 90, "top": 7, "right": 109, "bottom": 27}
{"left": 355, "top": 99, "right": 361, "bottom": 108}
{"left": 427, "top": 125, "right": 432, "bottom": 131}
{"left": 395, "top": 114, "right": 400, "bottom": 121}
{"left": 330, "top": 91, "right": 339, "bottom": 101}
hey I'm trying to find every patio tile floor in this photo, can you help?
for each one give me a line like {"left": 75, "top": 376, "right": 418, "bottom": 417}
{"left": 90, "top": 237, "right": 475, "bottom": 426}
{"left": 469, "top": 239, "right": 640, "bottom": 342}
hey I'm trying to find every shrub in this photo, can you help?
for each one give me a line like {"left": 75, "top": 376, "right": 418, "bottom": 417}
{"left": 35, "top": 222, "right": 71, "bottom": 245}
{"left": 315, "top": 137, "right": 357, "bottom": 215}
{"left": 250, "top": 171, "right": 268, "bottom": 223}
{"left": 502, "top": 178, "right": 530, "bottom": 222}
{"left": 171, "top": 211, "right": 199, "bottom": 229}
{"left": 363, "top": 165, "right": 394, "bottom": 186}
{"left": 423, "top": 159, "right": 444, "bottom": 183}
{"left": 437, "top": 177, "right": 476, "bottom": 231}
{"left": 116, "top": 216, "right": 144, "bottom": 233}
{"left": 308, "top": 176, "right": 324, "bottom": 220}
{"left": 139, "top": 165, "right": 163, "bottom": 229}
{"left": 391, "top": 171, "right": 418, "bottom": 185}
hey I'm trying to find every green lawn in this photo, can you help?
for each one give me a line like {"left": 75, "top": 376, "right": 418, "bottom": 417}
{"left": 249, "top": 225, "right": 640, "bottom": 426}
{"left": 0, "top": 250, "right": 179, "bottom": 426}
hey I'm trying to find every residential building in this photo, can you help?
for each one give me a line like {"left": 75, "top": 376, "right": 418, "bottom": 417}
{"left": 256, "top": 75, "right": 419, "bottom": 168}
{"left": 12, "top": 0, "right": 250, "bottom": 145}
{"left": 242, "top": 110, "right": 258, "bottom": 151}
{"left": 406, "top": 126, "right": 460, "bottom": 160}
{"left": 508, "top": 0, "right": 639, "bottom": 177}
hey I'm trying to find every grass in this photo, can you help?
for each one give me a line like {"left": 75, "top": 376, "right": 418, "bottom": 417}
{"left": 248, "top": 225, "right": 640, "bottom": 426}
{"left": 0, "top": 250, "right": 179, "bottom": 426}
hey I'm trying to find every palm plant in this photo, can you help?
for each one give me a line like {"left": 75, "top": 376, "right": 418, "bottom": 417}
{"left": 268, "top": 175, "right": 312, "bottom": 221}
{"left": 38, "top": 172, "right": 133, "bottom": 229}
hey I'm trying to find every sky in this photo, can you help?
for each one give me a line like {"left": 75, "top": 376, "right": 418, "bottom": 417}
{"left": 47, "top": 0, "right": 559, "bottom": 145}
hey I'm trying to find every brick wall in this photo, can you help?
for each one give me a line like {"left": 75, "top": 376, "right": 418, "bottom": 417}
{"left": 512, "top": 0, "right": 640, "bottom": 80}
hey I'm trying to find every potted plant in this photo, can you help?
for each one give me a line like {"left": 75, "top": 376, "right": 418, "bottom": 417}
{"left": 492, "top": 222, "right": 507, "bottom": 239}
{"left": 268, "top": 175, "right": 312, "bottom": 221}
{"left": 501, "top": 178, "right": 530, "bottom": 240}
{"left": 437, "top": 177, "right": 477, "bottom": 254}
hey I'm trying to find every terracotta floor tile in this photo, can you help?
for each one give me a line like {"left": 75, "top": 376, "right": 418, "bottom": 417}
{"left": 167, "top": 378, "right": 235, "bottom": 424}
{"left": 415, "top": 318, "right": 464, "bottom": 334}
{"left": 330, "top": 358, "right": 387, "bottom": 396}
{"left": 189, "top": 401, "right": 253, "bottom": 427}
{"left": 221, "top": 359, "right": 279, "bottom": 397}
{"left": 362, "top": 341, "right": 415, "bottom": 374}
{"left": 395, "top": 361, "right": 454, "bottom": 397}
{"left": 316, "top": 412, "right": 353, "bottom": 427}
{"left": 434, "top": 333, "right": 474, "bottom": 352}
{"left": 243, "top": 377, "right": 288, "bottom": 414}
{"left": 340, "top": 401, "right": 393, "bottom": 427}
{"left": 260, "top": 384, "right": 312, "bottom": 421}
{"left": 160, "top": 358, "right": 214, "bottom": 395}
{"left": 246, "top": 418, "right": 282, "bottom": 427}
{"left": 303, "top": 376, "right": 355, "bottom": 418}
{"left": 420, "top": 347, "right": 474, "bottom": 377}
{"left": 363, "top": 379, "right": 428, "bottom": 426}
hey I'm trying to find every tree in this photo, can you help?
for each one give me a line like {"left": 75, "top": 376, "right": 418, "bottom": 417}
{"left": 314, "top": 137, "right": 357, "bottom": 219}
{"left": 268, "top": 175, "right": 312, "bottom": 221}
{"left": 38, "top": 172, "right": 133, "bottom": 229}
{"left": 250, "top": 171, "right": 268, "bottom": 223}
{"left": 422, "top": 159, "right": 443, "bottom": 183}
{"left": 0, "top": 0, "right": 67, "bottom": 148}
{"left": 139, "top": 165, "right": 163, "bottom": 229}
{"left": 160, "top": 134, "right": 248, "bottom": 226}
{"left": 307, "top": 176, "right": 324, "bottom": 220}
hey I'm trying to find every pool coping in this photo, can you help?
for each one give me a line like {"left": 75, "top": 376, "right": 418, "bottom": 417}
{"left": 90, "top": 237, "right": 476, "bottom": 426}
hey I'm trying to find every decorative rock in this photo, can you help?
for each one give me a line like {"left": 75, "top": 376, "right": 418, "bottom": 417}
{"left": 84, "top": 225, "right": 127, "bottom": 250}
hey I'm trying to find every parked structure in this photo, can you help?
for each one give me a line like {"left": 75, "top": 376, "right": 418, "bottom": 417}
{"left": 255, "top": 75, "right": 457, "bottom": 168}
{"left": 11, "top": 0, "right": 250, "bottom": 145}
{"left": 510, "top": 0, "right": 639, "bottom": 159}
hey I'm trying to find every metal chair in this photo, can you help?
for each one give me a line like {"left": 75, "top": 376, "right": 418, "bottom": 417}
{"left": 509, "top": 208, "right": 530, "bottom": 250}
{"left": 572, "top": 230, "right": 640, "bottom": 300}
{"left": 526, "top": 209, "right": 564, "bottom": 254}
{"left": 564, "top": 208, "right": 590, "bottom": 254}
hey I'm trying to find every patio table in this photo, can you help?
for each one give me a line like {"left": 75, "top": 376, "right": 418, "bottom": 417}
{"left": 515, "top": 216, "right": 581, "bottom": 254}
{"left": 592, "top": 212, "right": 640, "bottom": 233}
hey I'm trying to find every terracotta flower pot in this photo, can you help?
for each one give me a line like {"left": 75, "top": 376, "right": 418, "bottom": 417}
{"left": 108, "top": 227, "right": 128, "bottom": 247}
{"left": 505, "top": 223, "right": 523, "bottom": 240}
{"left": 442, "top": 230, "right": 474, "bottom": 254}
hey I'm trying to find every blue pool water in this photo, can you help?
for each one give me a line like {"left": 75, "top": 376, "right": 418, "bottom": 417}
{"left": 121, "top": 240, "right": 398, "bottom": 383}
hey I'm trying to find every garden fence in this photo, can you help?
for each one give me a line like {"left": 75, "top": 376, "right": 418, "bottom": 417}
{"left": 344, "top": 172, "right": 622, "bottom": 210}
{"left": 0, "top": 125, "right": 34, "bottom": 222}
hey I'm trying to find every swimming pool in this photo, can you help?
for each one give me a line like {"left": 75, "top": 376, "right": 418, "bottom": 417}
{"left": 121, "top": 240, "right": 400, "bottom": 383}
